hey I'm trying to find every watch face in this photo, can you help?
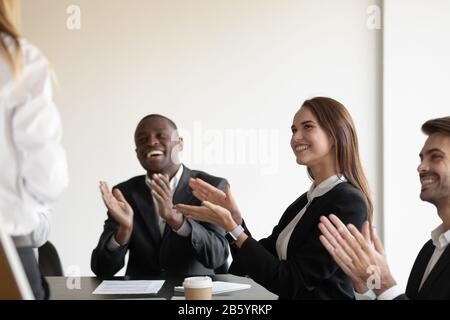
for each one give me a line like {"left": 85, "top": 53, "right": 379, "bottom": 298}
{"left": 225, "top": 233, "right": 236, "bottom": 244}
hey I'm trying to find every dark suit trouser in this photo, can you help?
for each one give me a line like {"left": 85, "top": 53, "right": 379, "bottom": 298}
{"left": 15, "top": 246, "right": 49, "bottom": 300}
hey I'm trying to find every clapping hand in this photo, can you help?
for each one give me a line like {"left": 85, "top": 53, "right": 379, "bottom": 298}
{"left": 150, "top": 173, "right": 183, "bottom": 230}
{"left": 175, "top": 201, "right": 237, "bottom": 232}
{"left": 188, "top": 178, "right": 243, "bottom": 225}
{"left": 318, "top": 214, "right": 396, "bottom": 295}
{"left": 99, "top": 181, "right": 134, "bottom": 245}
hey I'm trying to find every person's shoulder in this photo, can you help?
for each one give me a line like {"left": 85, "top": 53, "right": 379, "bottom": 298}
{"left": 0, "top": 37, "right": 48, "bottom": 91}
{"left": 14, "top": 38, "right": 51, "bottom": 92}
{"left": 18, "top": 38, "right": 48, "bottom": 69}
{"left": 325, "top": 182, "right": 368, "bottom": 223}
{"left": 328, "top": 182, "right": 365, "bottom": 201}
{"left": 325, "top": 182, "right": 367, "bottom": 211}
{"left": 114, "top": 175, "right": 146, "bottom": 190}
{"left": 187, "top": 166, "right": 228, "bottom": 188}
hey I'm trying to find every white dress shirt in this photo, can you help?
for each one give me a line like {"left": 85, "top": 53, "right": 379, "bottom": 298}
{"left": 0, "top": 36, "right": 69, "bottom": 237}
{"left": 107, "top": 165, "right": 191, "bottom": 250}
{"left": 355, "top": 223, "right": 450, "bottom": 300}
{"left": 276, "top": 174, "right": 345, "bottom": 260}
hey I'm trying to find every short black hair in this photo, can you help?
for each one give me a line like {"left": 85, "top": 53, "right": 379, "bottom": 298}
{"left": 422, "top": 116, "right": 450, "bottom": 137}
{"left": 137, "top": 114, "right": 178, "bottom": 130}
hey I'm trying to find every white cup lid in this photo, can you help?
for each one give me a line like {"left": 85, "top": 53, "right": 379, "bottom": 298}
{"left": 183, "top": 276, "right": 213, "bottom": 289}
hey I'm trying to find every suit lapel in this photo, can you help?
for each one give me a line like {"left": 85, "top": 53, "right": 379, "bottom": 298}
{"left": 131, "top": 177, "right": 162, "bottom": 247}
{"left": 416, "top": 244, "right": 450, "bottom": 298}
{"left": 284, "top": 185, "right": 344, "bottom": 257}
{"left": 173, "top": 165, "right": 195, "bottom": 205}
{"left": 277, "top": 195, "right": 308, "bottom": 231}
{"left": 405, "top": 240, "right": 434, "bottom": 298}
{"left": 271, "top": 194, "right": 310, "bottom": 256}
{"left": 286, "top": 196, "right": 323, "bottom": 254}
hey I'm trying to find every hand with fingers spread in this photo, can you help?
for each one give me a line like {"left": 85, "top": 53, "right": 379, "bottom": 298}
{"left": 99, "top": 181, "right": 134, "bottom": 245}
{"left": 175, "top": 201, "right": 238, "bottom": 233}
{"left": 318, "top": 214, "right": 396, "bottom": 295}
{"left": 150, "top": 173, "right": 183, "bottom": 230}
{"left": 188, "top": 178, "right": 243, "bottom": 225}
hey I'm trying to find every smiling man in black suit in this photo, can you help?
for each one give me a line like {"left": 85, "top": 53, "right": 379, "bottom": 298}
{"left": 91, "top": 114, "right": 229, "bottom": 277}
{"left": 319, "top": 116, "right": 450, "bottom": 300}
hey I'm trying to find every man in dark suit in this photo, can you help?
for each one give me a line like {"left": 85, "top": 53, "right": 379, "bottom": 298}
{"left": 318, "top": 116, "right": 450, "bottom": 300}
{"left": 91, "top": 114, "right": 229, "bottom": 277}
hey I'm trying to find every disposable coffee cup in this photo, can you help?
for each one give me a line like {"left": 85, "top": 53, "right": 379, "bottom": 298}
{"left": 183, "top": 276, "right": 213, "bottom": 300}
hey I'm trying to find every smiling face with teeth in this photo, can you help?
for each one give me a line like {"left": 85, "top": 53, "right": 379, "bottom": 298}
{"left": 290, "top": 106, "right": 336, "bottom": 181}
{"left": 134, "top": 115, "right": 183, "bottom": 176}
{"left": 418, "top": 133, "right": 450, "bottom": 206}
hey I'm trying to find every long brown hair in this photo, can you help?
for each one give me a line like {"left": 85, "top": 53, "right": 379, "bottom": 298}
{"left": 302, "top": 97, "right": 374, "bottom": 222}
{"left": 0, "top": 0, "right": 21, "bottom": 77}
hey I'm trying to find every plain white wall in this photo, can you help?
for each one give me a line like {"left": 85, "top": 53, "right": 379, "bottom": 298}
{"left": 21, "top": 0, "right": 381, "bottom": 276}
{"left": 383, "top": 0, "right": 450, "bottom": 288}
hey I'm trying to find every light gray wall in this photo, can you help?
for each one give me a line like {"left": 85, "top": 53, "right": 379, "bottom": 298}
{"left": 21, "top": 0, "right": 382, "bottom": 276}
{"left": 383, "top": 0, "right": 450, "bottom": 289}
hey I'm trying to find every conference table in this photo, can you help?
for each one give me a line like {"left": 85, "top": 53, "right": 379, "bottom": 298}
{"left": 46, "top": 274, "right": 278, "bottom": 300}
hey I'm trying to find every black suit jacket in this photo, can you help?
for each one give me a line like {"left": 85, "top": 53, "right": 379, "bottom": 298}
{"left": 394, "top": 239, "right": 450, "bottom": 300}
{"left": 229, "top": 182, "right": 368, "bottom": 300}
{"left": 91, "top": 165, "right": 229, "bottom": 278}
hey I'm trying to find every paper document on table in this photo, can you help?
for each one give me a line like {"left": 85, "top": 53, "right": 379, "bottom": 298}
{"left": 174, "top": 281, "right": 251, "bottom": 294}
{"left": 93, "top": 280, "right": 165, "bottom": 294}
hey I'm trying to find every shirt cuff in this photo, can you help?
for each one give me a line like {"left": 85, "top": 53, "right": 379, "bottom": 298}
{"left": 174, "top": 218, "right": 192, "bottom": 237}
{"left": 377, "top": 284, "right": 403, "bottom": 300}
{"left": 354, "top": 288, "right": 377, "bottom": 300}
{"left": 106, "top": 233, "right": 122, "bottom": 251}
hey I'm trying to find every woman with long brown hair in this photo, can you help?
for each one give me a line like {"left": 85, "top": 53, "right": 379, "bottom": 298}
{"left": 176, "top": 97, "right": 372, "bottom": 299}
{"left": 1, "top": 0, "right": 68, "bottom": 299}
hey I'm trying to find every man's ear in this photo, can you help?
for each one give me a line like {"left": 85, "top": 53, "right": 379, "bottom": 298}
{"left": 178, "top": 137, "right": 184, "bottom": 151}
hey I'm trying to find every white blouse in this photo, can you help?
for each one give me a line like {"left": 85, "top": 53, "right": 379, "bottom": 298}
{"left": 276, "top": 175, "right": 345, "bottom": 260}
{"left": 0, "top": 37, "right": 69, "bottom": 236}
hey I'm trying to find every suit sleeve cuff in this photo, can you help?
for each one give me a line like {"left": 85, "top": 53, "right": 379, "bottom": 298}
{"left": 174, "top": 218, "right": 192, "bottom": 237}
{"left": 377, "top": 285, "right": 403, "bottom": 300}
{"left": 354, "top": 288, "right": 377, "bottom": 300}
{"left": 106, "top": 233, "right": 122, "bottom": 251}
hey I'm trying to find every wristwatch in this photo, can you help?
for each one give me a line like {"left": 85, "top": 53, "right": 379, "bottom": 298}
{"left": 225, "top": 225, "right": 245, "bottom": 244}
